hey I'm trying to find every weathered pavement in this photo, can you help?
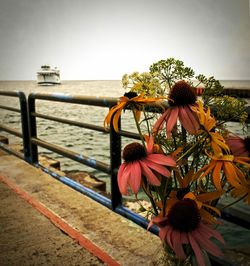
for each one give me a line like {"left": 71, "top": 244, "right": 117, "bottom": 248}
{"left": 0, "top": 153, "right": 161, "bottom": 266}
{"left": 0, "top": 181, "right": 104, "bottom": 266}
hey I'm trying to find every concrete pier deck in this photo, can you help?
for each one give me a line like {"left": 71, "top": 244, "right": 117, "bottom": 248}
{"left": 0, "top": 181, "right": 104, "bottom": 266}
{"left": 0, "top": 152, "right": 161, "bottom": 266}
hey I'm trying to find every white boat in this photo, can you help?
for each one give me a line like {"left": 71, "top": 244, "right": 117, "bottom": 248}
{"left": 37, "top": 65, "right": 61, "bottom": 85}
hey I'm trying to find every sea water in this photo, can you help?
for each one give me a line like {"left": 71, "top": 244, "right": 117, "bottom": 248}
{"left": 0, "top": 80, "right": 249, "bottom": 173}
{"left": 0, "top": 80, "right": 249, "bottom": 248}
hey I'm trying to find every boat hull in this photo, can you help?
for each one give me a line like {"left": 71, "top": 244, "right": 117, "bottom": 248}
{"left": 37, "top": 65, "right": 61, "bottom": 85}
{"left": 37, "top": 73, "right": 60, "bottom": 85}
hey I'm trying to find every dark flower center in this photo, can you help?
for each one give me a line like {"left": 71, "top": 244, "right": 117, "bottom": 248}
{"left": 244, "top": 136, "right": 250, "bottom": 155}
{"left": 123, "top": 142, "right": 146, "bottom": 162}
{"left": 167, "top": 199, "right": 201, "bottom": 232}
{"left": 124, "top": 91, "right": 138, "bottom": 99}
{"left": 168, "top": 80, "right": 197, "bottom": 106}
{"left": 176, "top": 187, "right": 190, "bottom": 200}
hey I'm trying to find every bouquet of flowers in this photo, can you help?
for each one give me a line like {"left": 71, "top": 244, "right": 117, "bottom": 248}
{"left": 104, "top": 58, "right": 250, "bottom": 265}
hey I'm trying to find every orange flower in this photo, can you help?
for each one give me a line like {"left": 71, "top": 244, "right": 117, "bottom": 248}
{"left": 104, "top": 92, "right": 164, "bottom": 132}
{"left": 166, "top": 171, "right": 222, "bottom": 224}
{"left": 193, "top": 100, "right": 230, "bottom": 155}
{"left": 231, "top": 175, "right": 250, "bottom": 205}
{"left": 197, "top": 154, "right": 250, "bottom": 191}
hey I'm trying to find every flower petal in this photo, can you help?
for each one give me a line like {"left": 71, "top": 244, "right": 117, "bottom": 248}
{"left": 233, "top": 156, "right": 250, "bottom": 166}
{"left": 188, "top": 232, "right": 206, "bottom": 266}
{"left": 193, "top": 229, "right": 223, "bottom": 257}
{"left": 180, "top": 231, "right": 189, "bottom": 244}
{"left": 104, "top": 102, "right": 126, "bottom": 130}
{"left": 166, "top": 226, "right": 174, "bottom": 249}
{"left": 199, "top": 223, "right": 225, "bottom": 244}
{"left": 196, "top": 191, "right": 223, "bottom": 203}
{"left": 146, "top": 135, "right": 154, "bottom": 154}
{"left": 128, "top": 162, "right": 141, "bottom": 194}
{"left": 159, "top": 226, "right": 169, "bottom": 241}
{"left": 172, "top": 230, "right": 187, "bottom": 260}
{"left": 179, "top": 106, "right": 199, "bottom": 134}
{"left": 212, "top": 161, "right": 223, "bottom": 190}
{"left": 223, "top": 162, "right": 242, "bottom": 188}
{"left": 197, "top": 161, "right": 216, "bottom": 179}
{"left": 112, "top": 105, "right": 124, "bottom": 132}
{"left": 143, "top": 158, "right": 171, "bottom": 177}
{"left": 147, "top": 154, "right": 176, "bottom": 167}
{"left": 153, "top": 109, "right": 169, "bottom": 133}
{"left": 186, "top": 105, "right": 200, "bottom": 131}
{"left": 166, "top": 107, "right": 179, "bottom": 137}
{"left": 202, "top": 203, "right": 221, "bottom": 217}
{"left": 117, "top": 163, "right": 130, "bottom": 195}
{"left": 139, "top": 161, "right": 161, "bottom": 186}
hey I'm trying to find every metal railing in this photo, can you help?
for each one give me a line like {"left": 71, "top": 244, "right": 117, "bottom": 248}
{"left": 27, "top": 92, "right": 158, "bottom": 233}
{"left": 0, "top": 91, "right": 31, "bottom": 161}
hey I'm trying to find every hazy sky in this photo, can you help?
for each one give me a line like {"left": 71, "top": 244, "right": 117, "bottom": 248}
{"left": 0, "top": 0, "right": 249, "bottom": 80}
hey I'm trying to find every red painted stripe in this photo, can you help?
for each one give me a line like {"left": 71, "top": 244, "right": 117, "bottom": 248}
{"left": 0, "top": 175, "right": 121, "bottom": 266}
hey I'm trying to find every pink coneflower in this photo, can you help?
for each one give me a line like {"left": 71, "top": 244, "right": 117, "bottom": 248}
{"left": 226, "top": 134, "right": 250, "bottom": 157}
{"left": 149, "top": 199, "right": 225, "bottom": 266}
{"left": 153, "top": 80, "right": 200, "bottom": 138}
{"left": 117, "top": 136, "right": 176, "bottom": 195}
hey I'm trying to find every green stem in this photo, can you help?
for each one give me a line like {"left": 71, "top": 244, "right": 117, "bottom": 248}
{"left": 220, "top": 193, "right": 248, "bottom": 210}
{"left": 172, "top": 134, "right": 178, "bottom": 188}
{"left": 181, "top": 126, "right": 189, "bottom": 175}
{"left": 176, "top": 134, "right": 206, "bottom": 163}
{"left": 162, "top": 177, "right": 172, "bottom": 217}
{"left": 141, "top": 177, "right": 158, "bottom": 216}
{"left": 143, "top": 109, "right": 150, "bottom": 135}
{"left": 149, "top": 194, "right": 158, "bottom": 216}
{"left": 132, "top": 108, "right": 146, "bottom": 149}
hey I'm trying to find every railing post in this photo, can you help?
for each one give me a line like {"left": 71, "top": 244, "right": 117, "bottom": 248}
{"left": 110, "top": 115, "right": 122, "bottom": 210}
{"left": 17, "top": 91, "right": 31, "bottom": 162}
{"left": 28, "top": 95, "right": 38, "bottom": 164}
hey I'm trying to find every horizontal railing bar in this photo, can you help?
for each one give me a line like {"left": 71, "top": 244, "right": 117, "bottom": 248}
{"left": 217, "top": 203, "right": 250, "bottom": 230}
{"left": 0, "top": 142, "right": 24, "bottom": 160}
{"left": 32, "top": 113, "right": 143, "bottom": 139}
{"left": 32, "top": 138, "right": 111, "bottom": 174}
{"left": 32, "top": 112, "right": 107, "bottom": 133}
{"left": 0, "top": 125, "right": 22, "bottom": 138}
{"left": 119, "top": 130, "right": 141, "bottom": 140}
{"left": 29, "top": 92, "right": 248, "bottom": 123}
{"left": 29, "top": 93, "right": 118, "bottom": 107}
{"left": 38, "top": 164, "right": 112, "bottom": 208}
{"left": 115, "top": 204, "right": 159, "bottom": 235}
{"left": 0, "top": 105, "right": 21, "bottom": 113}
{"left": 0, "top": 91, "right": 24, "bottom": 97}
